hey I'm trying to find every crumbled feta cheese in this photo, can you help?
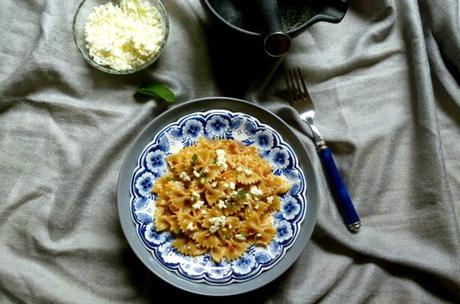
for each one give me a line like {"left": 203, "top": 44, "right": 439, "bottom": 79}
{"left": 236, "top": 166, "right": 243, "bottom": 173}
{"left": 186, "top": 222, "right": 196, "bottom": 231}
{"left": 217, "top": 200, "right": 227, "bottom": 209}
{"left": 84, "top": 0, "right": 165, "bottom": 71}
{"left": 209, "top": 216, "right": 226, "bottom": 225}
{"left": 254, "top": 204, "right": 259, "bottom": 210}
{"left": 215, "top": 149, "right": 228, "bottom": 169}
{"left": 216, "top": 149, "right": 225, "bottom": 159}
{"left": 209, "top": 216, "right": 226, "bottom": 233}
{"left": 203, "top": 168, "right": 209, "bottom": 174}
{"left": 179, "top": 171, "right": 191, "bottom": 182}
{"left": 223, "top": 183, "right": 229, "bottom": 189}
{"left": 191, "top": 191, "right": 200, "bottom": 201}
{"left": 243, "top": 168, "right": 253, "bottom": 176}
{"left": 235, "top": 234, "right": 247, "bottom": 241}
{"left": 202, "top": 210, "right": 208, "bottom": 215}
{"left": 256, "top": 233, "right": 262, "bottom": 238}
{"left": 174, "top": 181, "right": 184, "bottom": 188}
{"left": 193, "top": 169, "right": 200, "bottom": 178}
{"left": 211, "top": 181, "right": 218, "bottom": 188}
{"left": 229, "top": 181, "right": 236, "bottom": 190}
{"left": 192, "top": 200, "right": 205, "bottom": 209}
{"left": 250, "top": 185, "right": 263, "bottom": 196}
{"left": 228, "top": 224, "right": 233, "bottom": 229}
{"left": 267, "top": 196, "right": 274, "bottom": 204}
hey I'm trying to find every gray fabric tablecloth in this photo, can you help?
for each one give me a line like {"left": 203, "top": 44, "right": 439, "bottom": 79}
{"left": 1, "top": 0, "right": 459, "bottom": 303}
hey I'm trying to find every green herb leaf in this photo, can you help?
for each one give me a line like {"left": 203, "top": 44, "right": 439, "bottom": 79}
{"left": 136, "top": 81, "right": 176, "bottom": 102}
{"left": 236, "top": 190, "right": 246, "bottom": 199}
{"left": 191, "top": 154, "right": 198, "bottom": 165}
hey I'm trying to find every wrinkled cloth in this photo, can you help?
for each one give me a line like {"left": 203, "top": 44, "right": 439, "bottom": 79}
{"left": 1, "top": 0, "right": 459, "bottom": 303}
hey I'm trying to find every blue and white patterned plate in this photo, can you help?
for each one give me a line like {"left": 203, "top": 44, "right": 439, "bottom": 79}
{"left": 130, "top": 109, "right": 307, "bottom": 285}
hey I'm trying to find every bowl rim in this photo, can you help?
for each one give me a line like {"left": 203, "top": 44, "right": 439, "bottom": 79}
{"left": 117, "top": 97, "right": 320, "bottom": 296}
{"left": 72, "top": 0, "right": 170, "bottom": 75}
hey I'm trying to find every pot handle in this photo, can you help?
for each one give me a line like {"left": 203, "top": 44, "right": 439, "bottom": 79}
{"left": 291, "top": 0, "right": 349, "bottom": 36}
{"left": 245, "top": 55, "right": 286, "bottom": 102}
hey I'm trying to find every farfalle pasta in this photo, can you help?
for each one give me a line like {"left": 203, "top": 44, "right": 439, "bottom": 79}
{"left": 151, "top": 137, "right": 291, "bottom": 262}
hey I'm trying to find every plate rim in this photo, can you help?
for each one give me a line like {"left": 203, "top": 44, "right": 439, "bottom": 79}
{"left": 117, "top": 96, "right": 319, "bottom": 296}
{"left": 130, "top": 108, "right": 308, "bottom": 284}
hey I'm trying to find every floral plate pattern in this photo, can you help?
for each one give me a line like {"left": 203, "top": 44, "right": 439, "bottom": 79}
{"left": 130, "top": 110, "right": 307, "bottom": 285}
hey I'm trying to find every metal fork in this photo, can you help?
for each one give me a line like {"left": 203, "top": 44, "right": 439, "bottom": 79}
{"left": 284, "top": 68, "right": 361, "bottom": 232}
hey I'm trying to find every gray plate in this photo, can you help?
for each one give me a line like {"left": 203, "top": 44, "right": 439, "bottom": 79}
{"left": 117, "top": 97, "right": 319, "bottom": 296}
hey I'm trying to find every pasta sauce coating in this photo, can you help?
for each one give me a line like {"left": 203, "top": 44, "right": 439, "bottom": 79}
{"left": 151, "top": 137, "right": 291, "bottom": 262}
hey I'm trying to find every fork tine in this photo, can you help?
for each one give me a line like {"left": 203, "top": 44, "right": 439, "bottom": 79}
{"left": 296, "top": 67, "right": 312, "bottom": 102}
{"left": 290, "top": 69, "right": 300, "bottom": 101}
{"left": 284, "top": 67, "right": 314, "bottom": 105}
{"left": 292, "top": 68, "right": 304, "bottom": 102}
{"left": 283, "top": 69, "right": 294, "bottom": 103}
{"left": 283, "top": 71, "right": 293, "bottom": 102}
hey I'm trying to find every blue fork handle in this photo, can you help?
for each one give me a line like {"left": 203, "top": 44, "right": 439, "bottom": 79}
{"left": 318, "top": 145, "right": 361, "bottom": 232}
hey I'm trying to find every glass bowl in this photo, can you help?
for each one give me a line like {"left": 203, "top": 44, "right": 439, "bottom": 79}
{"left": 73, "top": 0, "right": 169, "bottom": 75}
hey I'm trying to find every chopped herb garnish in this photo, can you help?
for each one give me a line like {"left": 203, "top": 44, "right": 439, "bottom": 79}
{"left": 236, "top": 190, "right": 246, "bottom": 199}
{"left": 191, "top": 154, "right": 198, "bottom": 165}
{"left": 199, "top": 177, "right": 207, "bottom": 184}
{"left": 166, "top": 176, "right": 174, "bottom": 181}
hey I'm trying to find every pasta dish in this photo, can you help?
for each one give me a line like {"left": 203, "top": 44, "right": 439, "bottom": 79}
{"left": 151, "top": 137, "right": 291, "bottom": 262}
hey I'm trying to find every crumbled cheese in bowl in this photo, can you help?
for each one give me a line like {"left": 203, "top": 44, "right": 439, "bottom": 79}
{"left": 83, "top": 0, "right": 166, "bottom": 72}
